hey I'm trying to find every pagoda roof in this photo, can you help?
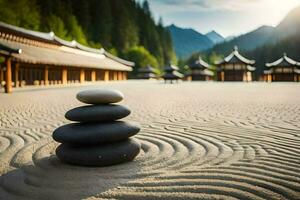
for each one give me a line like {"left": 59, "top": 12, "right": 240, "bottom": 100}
{"left": 216, "top": 46, "right": 255, "bottom": 65}
{"left": 137, "top": 73, "right": 156, "bottom": 79}
{"left": 0, "top": 21, "right": 134, "bottom": 67}
{"left": 266, "top": 53, "right": 298, "bottom": 68}
{"left": 164, "top": 63, "right": 179, "bottom": 72}
{"left": 189, "top": 56, "right": 210, "bottom": 69}
{"left": 163, "top": 71, "right": 184, "bottom": 79}
{"left": 138, "top": 65, "right": 156, "bottom": 73}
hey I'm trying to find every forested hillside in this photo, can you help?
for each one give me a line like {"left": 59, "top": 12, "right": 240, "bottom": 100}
{"left": 209, "top": 25, "right": 275, "bottom": 55}
{"left": 0, "top": 0, "right": 176, "bottom": 72}
{"left": 246, "top": 33, "right": 300, "bottom": 77}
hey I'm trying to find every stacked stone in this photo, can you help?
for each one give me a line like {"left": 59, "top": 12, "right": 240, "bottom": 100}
{"left": 52, "top": 89, "right": 141, "bottom": 167}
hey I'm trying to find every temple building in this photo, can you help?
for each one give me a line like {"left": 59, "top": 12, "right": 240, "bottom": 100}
{"left": 0, "top": 22, "right": 134, "bottom": 93}
{"left": 264, "top": 53, "right": 300, "bottom": 82}
{"left": 188, "top": 56, "right": 213, "bottom": 81}
{"left": 162, "top": 63, "right": 183, "bottom": 83}
{"left": 215, "top": 47, "right": 255, "bottom": 81}
{"left": 137, "top": 65, "right": 157, "bottom": 79}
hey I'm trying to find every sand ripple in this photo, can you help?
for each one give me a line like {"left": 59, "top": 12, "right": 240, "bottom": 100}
{"left": 0, "top": 82, "right": 300, "bottom": 200}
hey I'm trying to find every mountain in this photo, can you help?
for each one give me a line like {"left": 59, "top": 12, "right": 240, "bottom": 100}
{"left": 225, "top": 36, "right": 235, "bottom": 42}
{"left": 209, "top": 25, "right": 275, "bottom": 55}
{"left": 167, "top": 24, "right": 214, "bottom": 58}
{"left": 205, "top": 31, "right": 224, "bottom": 45}
{"left": 208, "top": 6, "right": 300, "bottom": 56}
{"left": 273, "top": 6, "right": 300, "bottom": 41}
{"left": 246, "top": 5, "right": 300, "bottom": 78}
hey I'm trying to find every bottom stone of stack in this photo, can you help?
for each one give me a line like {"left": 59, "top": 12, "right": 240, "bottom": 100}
{"left": 56, "top": 138, "right": 141, "bottom": 167}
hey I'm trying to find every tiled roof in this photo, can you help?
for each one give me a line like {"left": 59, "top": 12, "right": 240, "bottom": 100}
{"left": 138, "top": 65, "right": 156, "bottom": 73}
{"left": 216, "top": 46, "right": 255, "bottom": 65}
{"left": 266, "top": 53, "right": 298, "bottom": 68}
{"left": 189, "top": 56, "right": 210, "bottom": 69}
{"left": 0, "top": 21, "right": 134, "bottom": 70}
{"left": 0, "top": 38, "right": 132, "bottom": 71}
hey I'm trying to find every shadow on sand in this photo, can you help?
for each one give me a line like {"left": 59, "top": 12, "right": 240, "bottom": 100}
{"left": 0, "top": 155, "right": 142, "bottom": 200}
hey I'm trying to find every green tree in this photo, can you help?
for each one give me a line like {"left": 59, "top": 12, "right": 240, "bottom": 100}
{"left": 45, "top": 14, "right": 68, "bottom": 39}
{"left": 0, "top": 0, "right": 40, "bottom": 30}
{"left": 1, "top": 0, "right": 177, "bottom": 73}
{"left": 65, "top": 15, "right": 88, "bottom": 45}
{"left": 125, "top": 46, "right": 159, "bottom": 75}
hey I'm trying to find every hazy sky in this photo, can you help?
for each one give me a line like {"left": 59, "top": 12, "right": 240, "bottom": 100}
{"left": 145, "top": 0, "right": 300, "bottom": 37}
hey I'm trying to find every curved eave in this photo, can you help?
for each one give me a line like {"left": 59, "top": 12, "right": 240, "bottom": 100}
{"left": 247, "top": 65, "right": 256, "bottom": 71}
{"left": 0, "top": 43, "right": 22, "bottom": 56}
{"left": 163, "top": 71, "right": 184, "bottom": 79}
{"left": 216, "top": 50, "right": 255, "bottom": 66}
{"left": 164, "top": 65, "right": 179, "bottom": 71}
{"left": 1, "top": 38, "right": 132, "bottom": 71}
{"left": 189, "top": 59, "right": 210, "bottom": 69}
{"left": 138, "top": 67, "right": 156, "bottom": 73}
{"left": 203, "top": 69, "right": 214, "bottom": 76}
{"left": 0, "top": 21, "right": 108, "bottom": 55}
{"left": 266, "top": 56, "right": 298, "bottom": 68}
{"left": 104, "top": 51, "right": 135, "bottom": 67}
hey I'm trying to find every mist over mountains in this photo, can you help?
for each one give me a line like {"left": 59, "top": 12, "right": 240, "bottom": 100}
{"left": 169, "top": 5, "right": 300, "bottom": 62}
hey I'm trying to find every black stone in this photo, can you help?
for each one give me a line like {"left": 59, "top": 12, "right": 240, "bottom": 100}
{"left": 56, "top": 139, "right": 141, "bottom": 167}
{"left": 53, "top": 121, "right": 140, "bottom": 145}
{"left": 65, "top": 105, "right": 131, "bottom": 122}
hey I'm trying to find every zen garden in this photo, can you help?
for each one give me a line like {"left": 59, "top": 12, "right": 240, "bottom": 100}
{"left": 0, "top": 0, "right": 299, "bottom": 200}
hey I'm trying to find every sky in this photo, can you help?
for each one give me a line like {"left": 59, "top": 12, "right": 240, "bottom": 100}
{"left": 144, "top": 0, "right": 300, "bottom": 37}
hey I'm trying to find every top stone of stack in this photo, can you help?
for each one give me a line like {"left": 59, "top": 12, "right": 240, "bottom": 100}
{"left": 77, "top": 89, "right": 124, "bottom": 104}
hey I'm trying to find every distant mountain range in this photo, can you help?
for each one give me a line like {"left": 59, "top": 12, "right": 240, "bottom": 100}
{"left": 246, "top": 6, "right": 300, "bottom": 77}
{"left": 167, "top": 24, "right": 224, "bottom": 58}
{"left": 205, "top": 31, "right": 224, "bottom": 44}
{"left": 209, "top": 6, "right": 300, "bottom": 56}
{"left": 210, "top": 25, "right": 275, "bottom": 55}
{"left": 169, "top": 5, "right": 300, "bottom": 60}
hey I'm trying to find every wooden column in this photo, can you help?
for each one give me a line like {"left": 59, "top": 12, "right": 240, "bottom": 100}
{"left": 91, "top": 70, "right": 96, "bottom": 82}
{"left": 221, "top": 71, "right": 225, "bottom": 82}
{"left": 44, "top": 66, "right": 49, "bottom": 85}
{"left": 62, "top": 67, "right": 68, "bottom": 84}
{"left": 80, "top": 69, "right": 85, "bottom": 83}
{"left": 113, "top": 71, "right": 117, "bottom": 81}
{"left": 0, "top": 67, "right": 3, "bottom": 84}
{"left": 104, "top": 70, "right": 109, "bottom": 81}
{"left": 122, "top": 72, "right": 127, "bottom": 80}
{"left": 117, "top": 71, "right": 122, "bottom": 80}
{"left": 5, "top": 57, "right": 12, "bottom": 93}
{"left": 14, "top": 63, "right": 19, "bottom": 88}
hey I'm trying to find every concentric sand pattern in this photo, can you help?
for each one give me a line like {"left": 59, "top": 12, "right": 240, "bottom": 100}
{"left": 53, "top": 89, "right": 141, "bottom": 166}
{"left": 0, "top": 82, "right": 300, "bottom": 200}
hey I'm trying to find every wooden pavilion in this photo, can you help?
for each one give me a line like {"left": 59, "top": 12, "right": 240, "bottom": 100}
{"left": 162, "top": 63, "right": 183, "bottom": 83}
{"left": 188, "top": 56, "right": 213, "bottom": 81}
{"left": 215, "top": 47, "right": 255, "bottom": 82}
{"left": 137, "top": 65, "right": 157, "bottom": 79}
{"left": 264, "top": 53, "right": 300, "bottom": 82}
{"left": 0, "top": 22, "right": 134, "bottom": 93}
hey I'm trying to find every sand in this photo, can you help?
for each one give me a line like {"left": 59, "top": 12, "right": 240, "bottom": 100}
{"left": 0, "top": 81, "right": 299, "bottom": 200}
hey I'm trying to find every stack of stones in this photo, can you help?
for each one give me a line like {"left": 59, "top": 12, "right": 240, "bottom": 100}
{"left": 52, "top": 89, "right": 141, "bottom": 167}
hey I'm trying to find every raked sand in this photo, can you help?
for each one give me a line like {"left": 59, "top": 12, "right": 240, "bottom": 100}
{"left": 0, "top": 81, "right": 300, "bottom": 200}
